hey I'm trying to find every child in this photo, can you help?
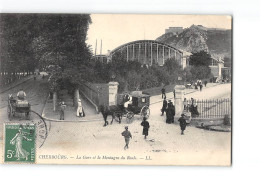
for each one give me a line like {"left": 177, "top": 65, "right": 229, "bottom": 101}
{"left": 141, "top": 118, "right": 150, "bottom": 139}
{"left": 121, "top": 126, "right": 132, "bottom": 150}
{"left": 178, "top": 114, "right": 187, "bottom": 135}
{"left": 60, "top": 101, "right": 66, "bottom": 120}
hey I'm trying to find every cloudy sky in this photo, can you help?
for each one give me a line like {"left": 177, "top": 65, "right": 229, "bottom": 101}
{"left": 87, "top": 14, "right": 232, "bottom": 55}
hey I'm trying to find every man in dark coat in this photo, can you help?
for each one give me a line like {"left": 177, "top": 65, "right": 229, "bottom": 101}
{"left": 199, "top": 84, "right": 203, "bottom": 91}
{"left": 178, "top": 114, "right": 187, "bottom": 135}
{"left": 141, "top": 118, "right": 150, "bottom": 139}
{"left": 166, "top": 100, "right": 175, "bottom": 124}
{"left": 161, "top": 86, "right": 166, "bottom": 99}
{"left": 204, "top": 80, "right": 208, "bottom": 87}
{"left": 161, "top": 97, "right": 167, "bottom": 116}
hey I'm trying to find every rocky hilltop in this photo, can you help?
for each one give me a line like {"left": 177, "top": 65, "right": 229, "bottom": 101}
{"left": 156, "top": 25, "right": 231, "bottom": 59}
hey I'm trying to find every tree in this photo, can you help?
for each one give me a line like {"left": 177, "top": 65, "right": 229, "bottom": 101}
{"left": 189, "top": 51, "right": 212, "bottom": 66}
{"left": 224, "top": 57, "right": 231, "bottom": 67}
{"left": 188, "top": 51, "right": 213, "bottom": 80}
{"left": 190, "top": 65, "right": 211, "bottom": 80}
{"left": 0, "top": 14, "right": 93, "bottom": 88}
{"left": 127, "top": 71, "right": 141, "bottom": 91}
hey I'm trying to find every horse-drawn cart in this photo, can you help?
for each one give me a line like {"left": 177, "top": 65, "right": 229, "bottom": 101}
{"left": 100, "top": 91, "right": 150, "bottom": 124}
{"left": 117, "top": 91, "right": 150, "bottom": 123}
{"left": 7, "top": 95, "right": 31, "bottom": 120}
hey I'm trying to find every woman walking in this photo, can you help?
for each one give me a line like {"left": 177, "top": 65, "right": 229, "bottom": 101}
{"left": 178, "top": 114, "right": 187, "bottom": 135}
{"left": 76, "top": 99, "right": 85, "bottom": 117}
{"left": 141, "top": 118, "right": 150, "bottom": 139}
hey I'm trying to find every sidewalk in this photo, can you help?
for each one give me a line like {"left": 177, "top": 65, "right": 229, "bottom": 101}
{"left": 150, "top": 83, "right": 219, "bottom": 105}
{"left": 0, "top": 75, "right": 33, "bottom": 93}
{"left": 42, "top": 83, "right": 219, "bottom": 121}
{"left": 42, "top": 92, "right": 102, "bottom": 122}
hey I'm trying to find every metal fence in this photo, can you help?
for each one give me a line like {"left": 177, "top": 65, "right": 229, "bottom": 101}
{"left": 79, "top": 83, "right": 100, "bottom": 112}
{"left": 186, "top": 99, "right": 231, "bottom": 119}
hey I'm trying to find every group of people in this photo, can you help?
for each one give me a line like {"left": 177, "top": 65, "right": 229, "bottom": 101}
{"left": 121, "top": 112, "right": 188, "bottom": 150}
{"left": 194, "top": 80, "right": 203, "bottom": 91}
{"left": 183, "top": 97, "right": 199, "bottom": 119}
{"left": 161, "top": 98, "right": 176, "bottom": 124}
{"left": 59, "top": 99, "right": 85, "bottom": 120}
{"left": 121, "top": 117, "right": 150, "bottom": 150}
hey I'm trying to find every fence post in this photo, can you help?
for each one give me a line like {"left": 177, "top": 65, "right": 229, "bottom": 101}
{"left": 174, "top": 85, "right": 185, "bottom": 118}
{"left": 74, "top": 88, "right": 79, "bottom": 107}
{"left": 108, "top": 82, "right": 119, "bottom": 106}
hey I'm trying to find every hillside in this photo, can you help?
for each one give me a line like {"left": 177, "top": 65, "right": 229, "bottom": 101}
{"left": 156, "top": 25, "right": 231, "bottom": 59}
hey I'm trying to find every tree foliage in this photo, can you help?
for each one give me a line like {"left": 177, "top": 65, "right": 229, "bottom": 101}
{"left": 189, "top": 51, "right": 212, "bottom": 66}
{"left": 224, "top": 57, "right": 231, "bottom": 67}
{"left": 0, "top": 14, "right": 92, "bottom": 90}
{"left": 187, "top": 51, "right": 213, "bottom": 80}
{"left": 92, "top": 55, "right": 183, "bottom": 92}
{"left": 190, "top": 65, "right": 211, "bottom": 80}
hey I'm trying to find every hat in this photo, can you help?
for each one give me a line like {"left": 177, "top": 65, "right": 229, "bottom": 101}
{"left": 168, "top": 100, "right": 172, "bottom": 102}
{"left": 125, "top": 126, "right": 128, "bottom": 130}
{"left": 78, "top": 99, "right": 81, "bottom": 102}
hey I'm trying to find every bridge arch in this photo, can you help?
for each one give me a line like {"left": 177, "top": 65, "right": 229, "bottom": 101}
{"left": 108, "top": 40, "right": 183, "bottom": 67}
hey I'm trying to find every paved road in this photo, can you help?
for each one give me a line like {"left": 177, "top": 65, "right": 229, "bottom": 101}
{"left": 0, "top": 80, "right": 231, "bottom": 165}
{"left": 149, "top": 83, "right": 231, "bottom": 122}
{"left": 184, "top": 83, "right": 231, "bottom": 100}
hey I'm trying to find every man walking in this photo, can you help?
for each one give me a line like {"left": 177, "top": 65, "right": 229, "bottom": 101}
{"left": 60, "top": 101, "right": 66, "bottom": 120}
{"left": 199, "top": 84, "right": 203, "bottom": 91}
{"left": 161, "top": 97, "right": 167, "bottom": 116}
{"left": 161, "top": 86, "right": 166, "bottom": 99}
{"left": 204, "top": 80, "right": 207, "bottom": 87}
{"left": 121, "top": 126, "right": 132, "bottom": 150}
{"left": 141, "top": 118, "right": 150, "bottom": 139}
{"left": 166, "top": 100, "right": 175, "bottom": 124}
{"left": 178, "top": 114, "right": 187, "bottom": 135}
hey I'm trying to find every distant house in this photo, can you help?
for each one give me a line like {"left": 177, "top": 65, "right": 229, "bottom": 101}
{"left": 165, "top": 27, "right": 184, "bottom": 35}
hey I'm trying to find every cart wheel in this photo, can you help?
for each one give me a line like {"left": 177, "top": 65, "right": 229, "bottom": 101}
{"left": 26, "top": 112, "right": 31, "bottom": 120}
{"left": 126, "top": 111, "right": 134, "bottom": 124}
{"left": 141, "top": 105, "right": 150, "bottom": 119}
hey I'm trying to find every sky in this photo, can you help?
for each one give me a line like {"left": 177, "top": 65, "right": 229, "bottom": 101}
{"left": 87, "top": 14, "right": 232, "bottom": 55}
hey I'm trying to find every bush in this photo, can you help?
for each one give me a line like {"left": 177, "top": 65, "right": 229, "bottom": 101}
{"left": 190, "top": 65, "right": 211, "bottom": 80}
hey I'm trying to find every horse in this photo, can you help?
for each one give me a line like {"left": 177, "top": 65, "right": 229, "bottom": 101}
{"left": 99, "top": 105, "right": 122, "bottom": 126}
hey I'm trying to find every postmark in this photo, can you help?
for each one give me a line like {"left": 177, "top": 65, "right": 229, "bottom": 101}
{"left": 4, "top": 123, "right": 36, "bottom": 163}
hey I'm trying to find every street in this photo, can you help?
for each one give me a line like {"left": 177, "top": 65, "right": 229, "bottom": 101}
{"left": 0, "top": 79, "right": 231, "bottom": 165}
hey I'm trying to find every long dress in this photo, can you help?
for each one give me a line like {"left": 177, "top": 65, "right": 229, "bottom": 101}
{"left": 141, "top": 121, "right": 150, "bottom": 136}
{"left": 11, "top": 133, "right": 30, "bottom": 160}
{"left": 76, "top": 101, "right": 85, "bottom": 117}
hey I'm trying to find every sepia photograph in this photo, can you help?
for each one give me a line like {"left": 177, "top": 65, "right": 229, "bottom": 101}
{"left": 0, "top": 13, "right": 232, "bottom": 166}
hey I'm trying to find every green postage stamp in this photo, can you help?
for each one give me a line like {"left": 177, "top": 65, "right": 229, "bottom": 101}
{"left": 4, "top": 123, "right": 36, "bottom": 163}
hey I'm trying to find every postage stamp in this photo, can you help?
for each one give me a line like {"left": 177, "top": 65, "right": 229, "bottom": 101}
{"left": 3, "top": 123, "right": 36, "bottom": 163}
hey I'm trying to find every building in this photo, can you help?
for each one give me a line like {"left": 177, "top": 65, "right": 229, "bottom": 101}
{"left": 93, "top": 55, "right": 108, "bottom": 63}
{"left": 165, "top": 27, "right": 184, "bottom": 35}
{"left": 108, "top": 40, "right": 183, "bottom": 67}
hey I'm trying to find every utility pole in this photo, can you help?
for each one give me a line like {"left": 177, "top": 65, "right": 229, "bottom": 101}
{"left": 95, "top": 39, "right": 97, "bottom": 56}
{"left": 100, "top": 40, "right": 102, "bottom": 55}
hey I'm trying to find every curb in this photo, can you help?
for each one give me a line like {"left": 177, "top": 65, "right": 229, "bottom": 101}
{"left": 41, "top": 94, "right": 102, "bottom": 123}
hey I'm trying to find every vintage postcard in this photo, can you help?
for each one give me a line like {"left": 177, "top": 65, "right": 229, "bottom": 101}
{"left": 0, "top": 14, "right": 232, "bottom": 165}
